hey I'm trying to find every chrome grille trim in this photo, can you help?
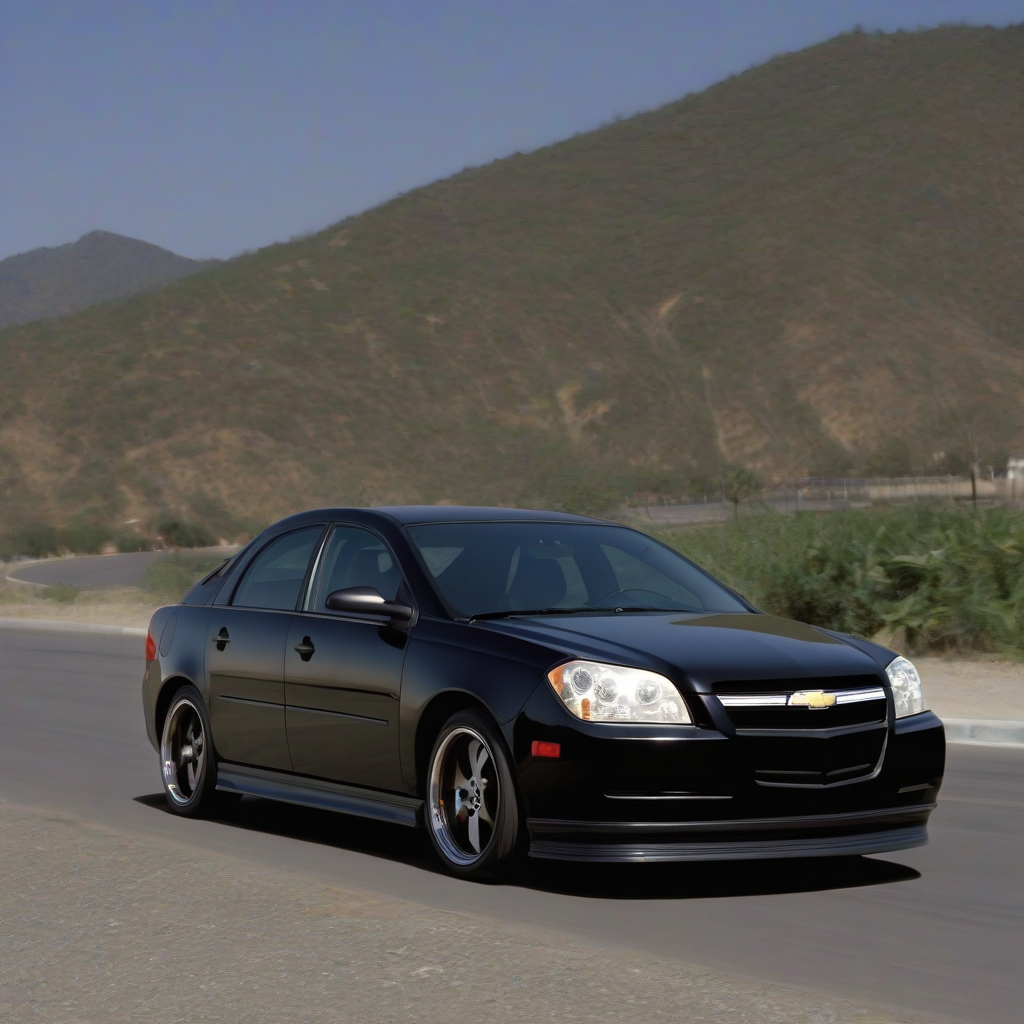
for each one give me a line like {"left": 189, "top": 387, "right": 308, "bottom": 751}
{"left": 718, "top": 694, "right": 788, "bottom": 707}
{"left": 835, "top": 686, "right": 886, "bottom": 704}
{"left": 718, "top": 686, "right": 885, "bottom": 708}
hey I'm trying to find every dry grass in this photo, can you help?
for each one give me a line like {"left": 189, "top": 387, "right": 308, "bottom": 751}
{"left": 0, "top": 585, "right": 158, "bottom": 629}
{"left": 0, "top": 568, "right": 161, "bottom": 629}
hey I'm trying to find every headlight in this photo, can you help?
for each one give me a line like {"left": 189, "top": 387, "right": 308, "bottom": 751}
{"left": 886, "top": 656, "right": 927, "bottom": 718}
{"left": 547, "top": 660, "right": 692, "bottom": 724}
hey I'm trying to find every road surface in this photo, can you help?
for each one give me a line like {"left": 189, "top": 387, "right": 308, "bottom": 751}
{"left": 5, "top": 547, "right": 234, "bottom": 590}
{"left": 0, "top": 626, "right": 1020, "bottom": 1023}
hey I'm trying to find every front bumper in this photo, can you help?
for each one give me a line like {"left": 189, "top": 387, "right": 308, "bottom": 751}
{"left": 527, "top": 804, "right": 932, "bottom": 862}
{"left": 513, "top": 686, "right": 945, "bottom": 862}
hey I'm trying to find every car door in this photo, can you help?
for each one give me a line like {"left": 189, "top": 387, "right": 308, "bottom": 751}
{"left": 285, "top": 524, "right": 409, "bottom": 791}
{"left": 206, "top": 525, "right": 325, "bottom": 771}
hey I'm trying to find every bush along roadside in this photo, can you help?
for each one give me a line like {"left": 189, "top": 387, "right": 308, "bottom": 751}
{"left": 660, "top": 503, "right": 1024, "bottom": 657}
{"left": 0, "top": 519, "right": 222, "bottom": 561}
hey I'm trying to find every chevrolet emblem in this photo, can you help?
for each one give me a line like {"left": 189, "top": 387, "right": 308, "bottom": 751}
{"left": 789, "top": 689, "right": 836, "bottom": 708}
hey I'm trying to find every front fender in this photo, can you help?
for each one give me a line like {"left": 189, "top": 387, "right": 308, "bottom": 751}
{"left": 398, "top": 619, "right": 559, "bottom": 793}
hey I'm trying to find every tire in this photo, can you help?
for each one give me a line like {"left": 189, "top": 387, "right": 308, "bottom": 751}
{"left": 159, "top": 684, "right": 221, "bottom": 817}
{"left": 426, "top": 709, "right": 523, "bottom": 880}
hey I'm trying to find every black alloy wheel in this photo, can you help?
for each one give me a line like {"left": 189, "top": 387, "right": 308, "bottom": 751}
{"left": 160, "top": 684, "right": 220, "bottom": 816}
{"left": 426, "top": 709, "right": 522, "bottom": 879}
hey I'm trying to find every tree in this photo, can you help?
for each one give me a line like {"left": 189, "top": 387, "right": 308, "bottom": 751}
{"left": 719, "top": 467, "right": 763, "bottom": 520}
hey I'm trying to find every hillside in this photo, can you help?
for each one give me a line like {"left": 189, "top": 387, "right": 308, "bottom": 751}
{"left": 1, "top": 26, "right": 1023, "bottom": 548}
{"left": 0, "top": 231, "right": 217, "bottom": 329}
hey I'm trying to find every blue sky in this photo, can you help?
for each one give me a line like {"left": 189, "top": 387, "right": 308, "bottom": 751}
{"left": 1, "top": 0, "right": 1021, "bottom": 261}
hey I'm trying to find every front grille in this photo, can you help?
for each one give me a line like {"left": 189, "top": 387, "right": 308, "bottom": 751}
{"left": 712, "top": 676, "right": 889, "bottom": 788}
{"left": 713, "top": 676, "right": 887, "bottom": 730}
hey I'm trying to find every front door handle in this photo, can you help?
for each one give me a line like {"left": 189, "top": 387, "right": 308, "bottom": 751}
{"left": 212, "top": 627, "right": 231, "bottom": 651}
{"left": 293, "top": 636, "right": 315, "bottom": 662}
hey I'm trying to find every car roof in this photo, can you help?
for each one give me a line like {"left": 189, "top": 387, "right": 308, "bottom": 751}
{"left": 375, "top": 505, "right": 607, "bottom": 525}
{"left": 272, "top": 505, "right": 610, "bottom": 528}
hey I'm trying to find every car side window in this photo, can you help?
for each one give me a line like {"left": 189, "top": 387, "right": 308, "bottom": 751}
{"left": 309, "top": 525, "right": 403, "bottom": 611}
{"left": 232, "top": 526, "right": 324, "bottom": 611}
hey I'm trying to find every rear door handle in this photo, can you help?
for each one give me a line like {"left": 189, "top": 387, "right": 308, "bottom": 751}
{"left": 294, "top": 636, "right": 315, "bottom": 661}
{"left": 212, "top": 628, "right": 231, "bottom": 650}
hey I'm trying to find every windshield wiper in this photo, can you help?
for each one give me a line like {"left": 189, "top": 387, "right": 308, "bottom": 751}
{"left": 605, "top": 605, "right": 696, "bottom": 614}
{"left": 469, "top": 607, "right": 600, "bottom": 621}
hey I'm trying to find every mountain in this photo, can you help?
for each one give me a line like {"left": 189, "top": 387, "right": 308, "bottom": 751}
{"left": 0, "top": 231, "right": 217, "bottom": 328}
{"left": 0, "top": 26, "right": 1023, "bottom": 547}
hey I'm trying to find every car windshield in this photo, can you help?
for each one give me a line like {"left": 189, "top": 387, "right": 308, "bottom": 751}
{"left": 407, "top": 521, "right": 749, "bottom": 619}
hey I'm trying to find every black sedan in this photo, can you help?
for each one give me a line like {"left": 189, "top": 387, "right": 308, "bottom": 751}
{"left": 142, "top": 506, "right": 944, "bottom": 878}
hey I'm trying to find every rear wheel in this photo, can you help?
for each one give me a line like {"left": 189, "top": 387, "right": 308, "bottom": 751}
{"left": 426, "top": 710, "right": 522, "bottom": 879}
{"left": 160, "top": 685, "right": 220, "bottom": 816}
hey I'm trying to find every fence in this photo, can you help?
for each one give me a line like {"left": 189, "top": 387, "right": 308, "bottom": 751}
{"left": 624, "top": 475, "right": 1019, "bottom": 525}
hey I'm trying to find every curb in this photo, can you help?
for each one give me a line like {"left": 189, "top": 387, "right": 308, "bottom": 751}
{"left": 942, "top": 717, "right": 1024, "bottom": 748}
{"left": 4, "top": 573, "right": 47, "bottom": 589}
{"left": 0, "top": 618, "right": 146, "bottom": 638}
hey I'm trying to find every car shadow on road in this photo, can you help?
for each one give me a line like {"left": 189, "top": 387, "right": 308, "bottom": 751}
{"left": 518, "top": 854, "right": 918, "bottom": 899}
{"left": 135, "top": 792, "right": 920, "bottom": 898}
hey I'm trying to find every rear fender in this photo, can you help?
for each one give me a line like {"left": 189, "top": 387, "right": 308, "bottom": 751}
{"left": 143, "top": 606, "right": 212, "bottom": 749}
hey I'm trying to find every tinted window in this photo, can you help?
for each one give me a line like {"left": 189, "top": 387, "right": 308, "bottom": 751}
{"left": 408, "top": 522, "right": 748, "bottom": 618}
{"left": 309, "top": 525, "right": 403, "bottom": 611}
{"left": 232, "top": 527, "right": 323, "bottom": 610}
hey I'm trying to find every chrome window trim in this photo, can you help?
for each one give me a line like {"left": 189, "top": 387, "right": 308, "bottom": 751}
{"left": 302, "top": 527, "right": 332, "bottom": 611}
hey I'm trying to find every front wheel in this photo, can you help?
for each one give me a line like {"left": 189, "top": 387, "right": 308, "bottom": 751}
{"left": 160, "top": 684, "right": 220, "bottom": 816}
{"left": 426, "top": 710, "right": 522, "bottom": 879}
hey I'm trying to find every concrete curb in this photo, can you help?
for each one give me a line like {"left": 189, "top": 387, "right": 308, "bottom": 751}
{"left": 0, "top": 618, "right": 146, "bottom": 638}
{"left": 942, "top": 717, "right": 1024, "bottom": 747}
{"left": 5, "top": 555, "right": 68, "bottom": 588}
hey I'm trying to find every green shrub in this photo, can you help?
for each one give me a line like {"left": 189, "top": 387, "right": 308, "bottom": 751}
{"left": 0, "top": 522, "right": 112, "bottom": 558}
{"left": 0, "top": 524, "right": 60, "bottom": 560}
{"left": 59, "top": 522, "right": 113, "bottom": 555}
{"left": 116, "top": 533, "right": 155, "bottom": 553}
{"left": 659, "top": 504, "right": 1024, "bottom": 656}
{"left": 156, "top": 519, "right": 216, "bottom": 549}
{"left": 40, "top": 584, "right": 80, "bottom": 604}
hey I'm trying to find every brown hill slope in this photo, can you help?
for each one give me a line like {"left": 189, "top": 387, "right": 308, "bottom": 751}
{"left": 0, "top": 231, "right": 217, "bottom": 329}
{"left": 1, "top": 26, "right": 1023, "bottom": 545}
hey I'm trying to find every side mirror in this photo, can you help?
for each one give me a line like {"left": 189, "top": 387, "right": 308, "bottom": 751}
{"left": 325, "top": 586, "right": 412, "bottom": 623}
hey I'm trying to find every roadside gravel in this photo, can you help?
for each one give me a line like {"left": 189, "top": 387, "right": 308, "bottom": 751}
{"left": 914, "top": 657, "right": 1024, "bottom": 720}
{"left": 0, "top": 801, "right": 941, "bottom": 1024}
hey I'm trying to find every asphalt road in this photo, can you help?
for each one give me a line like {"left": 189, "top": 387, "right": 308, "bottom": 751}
{"left": 5, "top": 547, "right": 235, "bottom": 589}
{"left": 0, "top": 626, "right": 1020, "bottom": 1024}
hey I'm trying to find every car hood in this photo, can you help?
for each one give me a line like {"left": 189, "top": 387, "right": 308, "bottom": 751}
{"left": 476, "top": 612, "right": 886, "bottom": 691}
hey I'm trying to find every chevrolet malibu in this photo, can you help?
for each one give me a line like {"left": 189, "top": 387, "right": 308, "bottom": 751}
{"left": 142, "top": 506, "right": 944, "bottom": 878}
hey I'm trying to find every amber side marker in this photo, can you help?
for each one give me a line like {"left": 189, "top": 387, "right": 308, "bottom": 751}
{"left": 531, "top": 740, "right": 561, "bottom": 759}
